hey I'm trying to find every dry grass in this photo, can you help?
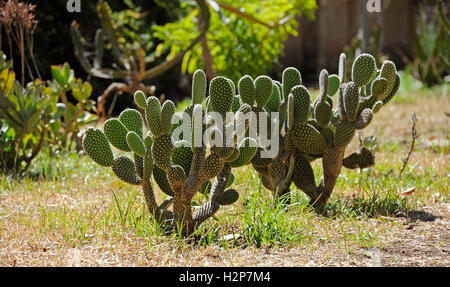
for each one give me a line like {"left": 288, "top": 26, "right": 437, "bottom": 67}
{"left": 0, "top": 84, "right": 448, "bottom": 267}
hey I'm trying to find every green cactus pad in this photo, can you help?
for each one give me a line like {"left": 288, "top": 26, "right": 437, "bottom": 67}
{"left": 379, "top": 61, "right": 397, "bottom": 100}
{"left": 103, "top": 118, "right": 131, "bottom": 151}
{"left": 352, "top": 53, "right": 376, "bottom": 87}
{"left": 320, "top": 127, "right": 335, "bottom": 146}
{"left": 203, "top": 153, "right": 225, "bottom": 179}
{"left": 328, "top": 74, "right": 341, "bottom": 97}
{"left": 265, "top": 83, "right": 282, "bottom": 113}
{"left": 119, "top": 109, "right": 144, "bottom": 138}
{"left": 160, "top": 100, "right": 175, "bottom": 135}
{"left": 343, "top": 82, "right": 360, "bottom": 122}
{"left": 287, "top": 124, "right": 327, "bottom": 155}
{"left": 343, "top": 147, "right": 375, "bottom": 169}
{"left": 230, "top": 137, "right": 258, "bottom": 168}
{"left": 172, "top": 142, "right": 193, "bottom": 176}
{"left": 337, "top": 84, "right": 346, "bottom": 118}
{"left": 339, "top": 53, "right": 346, "bottom": 83}
{"left": 314, "top": 101, "right": 332, "bottom": 128}
{"left": 145, "top": 97, "right": 162, "bottom": 137}
{"left": 382, "top": 73, "right": 400, "bottom": 105}
{"left": 234, "top": 103, "right": 252, "bottom": 133}
{"left": 134, "top": 90, "right": 147, "bottom": 109}
{"left": 232, "top": 95, "right": 242, "bottom": 113}
{"left": 270, "top": 159, "right": 286, "bottom": 184}
{"left": 282, "top": 67, "right": 302, "bottom": 101}
{"left": 371, "top": 78, "right": 388, "bottom": 100}
{"left": 144, "top": 132, "right": 153, "bottom": 149}
{"left": 192, "top": 70, "right": 207, "bottom": 105}
{"left": 292, "top": 152, "right": 316, "bottom": 192}
{"left": 210, "top": 76, "right": 234, "bottom": 118}
{"left": 82, "top": 128, "right": 114, "bottom": 167}
{"left": 227, "top": 79, "right": 236, "bottom": 94}
{"left": 134, "top": 154, "right": 144, "bottom": 179}
{"left": 191, "top": 104, "right": 204, "bottom": 149}
{"left": 112, "top": 156, "right": 142, "bottom": 185}
{"left": 334, "top": 121, "right": 355, "bottom": 148}
{"left": 238, "top": 75, "right": 255, "bottom": 105}
{"left": 291, "top": 85, "right": 311, "bottom": 125}
{"left": 153, "top": 165, "right": 174, "bottom": 197}
{"left": 126, "top": 131, "right": 146, "bottom": 157}
{"left": 287, "top": 94, "right": 295, "bottom": 130}
{"left": 152, "top": 134, "right": 174, "bottom": 170}
{"left": 254, "top": 76, "right": 273, "bottom": 108}
{"left": 353, "top": 108, "right": 373, "bottom": 130}
{"left": 251, "top": 148, "right": 272, "bottom": 167}
{"left": 216, "top": 189, "right": 239, "bottom": 206}
{"left": 278, "top": 100, "right": 288, "bottom": 129}
{"left": 319, "top": 69, "right": 329, "bottom": 100}
{"left": 167, "top": 165, "right": 186, "bottom": 189}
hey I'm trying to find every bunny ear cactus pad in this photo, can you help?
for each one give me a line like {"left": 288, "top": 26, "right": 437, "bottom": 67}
{"left": 265, "top": 83, "right": 281, "bottom": 113}
{"left": 160, "top": 100, "right": 175, "bottom": 135}
{"left": 230, "top": 137, "right": 258, "bottom": 168}
{"left": 292, "top": 152, "right": 316, "bottom": 192}
{"left": 152, "top": 134, "right": 174, "bottom": 170}
{"left": 146, "top": 96, "right": 162, "bottom": 137}
{"left": 282, "top": 67, "right": 302, "bottom": 101}
{"left": 153, "top": 165, "right": 175, "bottom": 197}
{"left": 287, "top": 124, "right": 327, "bottom": 155}
{"left": 203, "top": 153, "right": 225, "bottom": 179}
{"left": 291, "top": 85, "right": 311, "bottom": 125}
{"left": 254, "top": 76, "right": 273, "bottom": 108}
{"left": 210, "top": 76, "right": 234, "bottom": 119}
{"left": 343, "top": 82, "right": 360, "bottom": 122}
{"left": 339, "top": 53, "right": 346, "bottom": 83}
{"left": 379, "top": 61, "right": 397, "bottom": 100}
{"left": 192, "top": 70, "right": 207, "bottom": 105}
{"left": 216, "top": 189, "right": 239, "bottom": 206}
{"left": 371, "top": 78, "right": 388, "bottom": 100}
{"left": 83, "top": 128, "right": 114, "bottom": 167}
{"left": 352, "top": 53, "right": 376, "bottom": 87}
{"left": 134, "top": 90, "right": 147, "bottom": 109}
{"left": 328, "top": 74, "right": 341, "bottom": 96}
{"left": 382, "top": 73, "right": 400, "bottom": 105}
{"left": 126, "top": 131, "right": 146, "bottom": 157}
{"left": 104, "top": 118, "right": 131, "bottom": 151}
{"left": 119, "top": 109, "right": 143, "bottom": 138}
{"left": 112, "top": 156, "right": 142, "bottom": 185}
{"left": 172, "top": 141, "right": 193, "bottom": 175}
{"left": 238, "top": 75, "right": 256, "bottom": 105}
{"left": 343, "top": 147, "right": 375, "bottom": 169}
{"left": 334, "top": 120, "right": 355, "bottom": 148}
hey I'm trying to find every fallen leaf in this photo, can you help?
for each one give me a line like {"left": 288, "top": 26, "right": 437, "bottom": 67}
{"left": 401, "top": 187, "right": 417, "bottom": 196}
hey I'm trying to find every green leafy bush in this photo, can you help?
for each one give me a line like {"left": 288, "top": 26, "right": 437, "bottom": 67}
{"left": 0, "top": 53, "right": 57, "bottom": 175}
{"left": 153, "top": 0, "right": 317, "bottom": 82}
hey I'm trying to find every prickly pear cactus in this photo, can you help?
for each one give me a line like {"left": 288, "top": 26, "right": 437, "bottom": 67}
{"left": 251, "top": 53, "right": 400, "bottom": 209}
{"left": 83, "top": 70, "right": 252, "bottom": 236}
{"left": 83, "top": 52, "right": 400, "bottom": 235}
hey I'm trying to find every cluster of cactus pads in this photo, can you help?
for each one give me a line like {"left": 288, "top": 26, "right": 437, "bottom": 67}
{"left": 82, "top": 53, "right": 400, "bottom": 236}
